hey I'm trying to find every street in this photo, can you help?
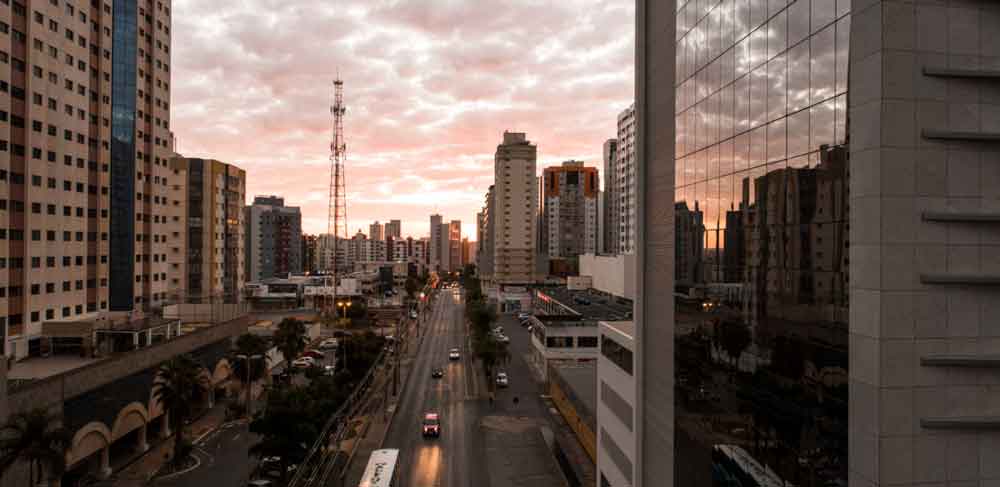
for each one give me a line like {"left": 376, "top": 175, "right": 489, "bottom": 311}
{"left": 379, "top": 286, "right": 560, "bottom": 487}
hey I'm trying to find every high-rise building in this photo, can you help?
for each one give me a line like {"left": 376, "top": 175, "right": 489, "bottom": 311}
{"left": 446, "top": 220, "right": 461, "bottom": 272}
{"left": 385, "top": 219, "right": 401, "bottom": 239}
{"left": 615, "top": 3, "right": 1000, "bottom": 487}
{"left": 541, "top": 161, "right": 599, "bottom": 259}
{"left": 244, "top": 196, "right": 302, "bottom": 281}
{"left": 0, "top": 0, "right": 174, "bottom": 356}
{"left": 302, "top": 234, "right": 318, "bottom": 274}
{"left": 169, "top": 158, "right": 245, "bottom": 303}
{"left": 615, "top": 104, "right": 637, "bottom": 255}
{"left": 429, "top": 214, "right": 443, "bottom": 271}
{"left": 602, "top": 139, "right": 619, "bottom": 255}
{"left": 477, "top": 186, "right": 496, "bottom": 281}
{"left": 369, "top": 221, "right": 384, "bottom": 241}
{"left": 492, "top": 132, "right": 537, "bottom": 285}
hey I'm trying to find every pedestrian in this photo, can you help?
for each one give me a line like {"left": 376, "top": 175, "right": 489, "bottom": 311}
{"left": 489, "top": 393, "right": 495, "bottom": 407}
{"left": 513, "top": 396, "right": 519, "bottom": 408}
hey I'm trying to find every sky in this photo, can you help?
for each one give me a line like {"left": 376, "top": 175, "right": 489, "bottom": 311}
{"left": 170, "top": 0, "right": 635, "bottom": 239}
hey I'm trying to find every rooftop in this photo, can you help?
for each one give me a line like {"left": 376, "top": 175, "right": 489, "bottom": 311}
{"left": 8, "top": 355, "right": 104, "bottom": 381}
{"left": 550, "top": 361, "right": 596, "bottom": 429}
{"left": 535, "top": 287, "right": 633, "bottom": 322}
{"left": 600, "top": 320, "right": 635, "bottom": 344}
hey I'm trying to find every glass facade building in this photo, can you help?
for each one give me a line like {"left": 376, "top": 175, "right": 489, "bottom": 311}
{"left": 673, "top": 1, "right": 850, "bottom": 486}
{"left": 109, "top": 0, "right": 139, "bottom": 311}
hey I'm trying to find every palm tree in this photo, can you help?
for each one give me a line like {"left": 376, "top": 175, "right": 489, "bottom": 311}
{"left": 0, "top": 408, "right": 70, "bottom": 486}
{"left": 274, "top": 319, "right": 308, "bottom": 371}
{"left": 153, "top": 355, "right": 209, "bottom": 467}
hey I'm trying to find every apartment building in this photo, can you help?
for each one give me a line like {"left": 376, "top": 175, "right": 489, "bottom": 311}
{"left": 0, "top": 0, "right": 174, "bottom": 357}
{"left": 384, "top": 219, "right": 401, "bottom": 239}
{"left": 619, "top": 1, "right": 1000, "bottom": 487}
{"left": 369, "top": 220, "right": 383, "bottom": 241}
{"left": 477, "top": 185, "right": 495, "bottom": 281}
{"left": 492, "top": 132, "right": 537, "bottom": 284}
{"left": 542, "top": 160, "right": 599, "bottom": 259}
{"left": 602, "top": 139, "right": 618, "bottom": 255}
{"left": 615, "top": 105, "right": 637, "bottom": 255}
{"left": 168, "top": 157, "right": 245, "bottom": 303}
{"left": 244, "top": 196, "right": 301, "bottom": 281}
{"left": 429, "top": 213, "right": 442, "bottom": 271}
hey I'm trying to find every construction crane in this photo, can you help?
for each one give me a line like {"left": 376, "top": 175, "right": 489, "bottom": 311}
{"left": 327, "top": 78, "right": 348, "bottom": 310}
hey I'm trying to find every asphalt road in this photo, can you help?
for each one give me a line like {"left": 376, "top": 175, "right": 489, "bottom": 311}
{"left": 380, "top": 287, "right": 552, "bottom": 487}
{"left": 156, "top": 420, "right": 253, "bottom": 487}
{"left": 382, "top": 287, "right": 490, "bottom": 487}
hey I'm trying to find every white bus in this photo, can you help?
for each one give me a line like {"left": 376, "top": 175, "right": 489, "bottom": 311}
{"left": 358, "top": 448, "right": 399, "bottom": 487}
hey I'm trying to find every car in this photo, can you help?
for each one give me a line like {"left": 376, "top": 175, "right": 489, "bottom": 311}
{"left": 449, "top": 348, "right": 461, "bottom": 360}
{"left": 431, "top": 367, "right": 444, "bottom": 378}
{"left": 422, "top": 412, "right": 441, "bottom": 437}
{"left": 318, "top": 338, "right": 339, "bottom": 350}
{"left": 495, "top": 372, "right": 509, "bottom": 388}
{"left": 517, "top": 312, "right": 530, "bottom": 320}
{"left": 324, "top": 365, "right": 337, "bottom": 376}
{"left": 248, "top": 480, "right": 273, "bottom": 487}
{"left": 496, "top": 335, "right": 510, "bottom": 344}
{"left": 409, "top": 310, "right": 418, "bottom": 319}
{"left": 291, "top": 357, "right": 315, "bottom": 368}
{"left": 302, "top": 350, "right": 325, "bottom": 360}
{"left": 493, "top": 326, "right": 504, "bottom": 335}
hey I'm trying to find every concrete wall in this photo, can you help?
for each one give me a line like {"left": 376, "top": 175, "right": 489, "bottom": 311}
{"left": 549, "top": 375, "right": 597, "bottom": 463}
{"left": 848, "top": 3, "right": 1000, "bottom": 487}
{"left": 579, "top": 253, "right": 636, "bottom": 299}
{"left": 7, "top": 316, "right": 250, "bottom": 415}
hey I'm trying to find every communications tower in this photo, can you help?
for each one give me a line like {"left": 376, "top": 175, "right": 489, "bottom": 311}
{"left": 327, "top": 78, "right": 348, "bottom": 309}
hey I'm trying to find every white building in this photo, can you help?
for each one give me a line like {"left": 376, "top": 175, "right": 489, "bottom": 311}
{"left": 579, "top": 254, "right": 636, "bottom": 301}
{"left": 597, "top": 320, "right": 636, "bottom": 487}
{"left": 493, "top": 132, "right": 538, "bottom": 284}
{"left": 615, "top": 104, "right": 637, "bottom": 254}
{"left": 526, "top": 288, "right": 631, "bottom": 381}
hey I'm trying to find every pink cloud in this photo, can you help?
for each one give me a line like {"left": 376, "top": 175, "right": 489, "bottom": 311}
{"left": 171, "top": 0, "right": 634, "bottom": 238}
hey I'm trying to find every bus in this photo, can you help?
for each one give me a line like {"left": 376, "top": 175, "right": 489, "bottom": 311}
{"left": 358, "top": 448, "right": 399, "bottom": 487}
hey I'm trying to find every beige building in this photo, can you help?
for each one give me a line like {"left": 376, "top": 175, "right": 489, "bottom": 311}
{"left": 169, "top": 158, "right": 245, "bottom": 303}
{"left": 0, "top": 0, "right": 173, "bottom": 358}
{"left": 492, "top": 132, "right": 537, "bottom": 284}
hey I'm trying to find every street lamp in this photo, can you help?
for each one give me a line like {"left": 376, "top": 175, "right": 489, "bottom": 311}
{"left": 337, "top": 300, "right": 352, "bottom": 319}
{"left": 235, "top": 354, "right": 264, "bottom": 417}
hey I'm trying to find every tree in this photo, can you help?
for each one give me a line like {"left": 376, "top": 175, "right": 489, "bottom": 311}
{"left": 404, "top": 276, "right": 419, "bottom": 300}
{"left": 274, "top": 318, "right": 308, "bottom": 369}
{"left": 153, "top": 355, "right": 209, "bottom": 467}
{"left": 0, "top": 408, "right": 70, "bottom": 486}
{"left": 250, "top": 387, "right": 318, "bottom": 484}
{"left": 232, "top": 334, "right": 270, "bottom": 385}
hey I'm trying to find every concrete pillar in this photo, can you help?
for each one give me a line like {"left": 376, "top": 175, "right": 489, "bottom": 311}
{"left": 160, "top": 411, "right": 171, "bottom": 439}
{"left": 137, "top": 424, "right": 149, "bottom": 453}
{"left": 99, "top": 445, "right": 111, "bottom": 478}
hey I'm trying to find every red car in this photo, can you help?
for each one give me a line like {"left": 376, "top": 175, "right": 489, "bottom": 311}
{"left": 422, "top": 412, "right": 440, "bottom": 437}
{"left": 302, "top": 350, "right": 325, "bottom": 360}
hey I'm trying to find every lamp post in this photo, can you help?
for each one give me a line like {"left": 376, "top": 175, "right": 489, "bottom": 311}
{"left": 235, "top": 354, "right": 264, "bottom": 417}
{"left": 337, "top": 300, "right": 352, "bottom": 319}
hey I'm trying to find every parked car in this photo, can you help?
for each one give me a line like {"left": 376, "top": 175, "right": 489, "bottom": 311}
{"left": 422, "top": 412, "right": 441, "bottom": 437}
{"left": 495, "top": 335, "right": 510, "bottom": 344}
{"left": 318, "top": 338, "right": 339, "bottom": 350}
{"left": 324, "top": 365, "right": 336, "bottom": 376}
{"left": 517, "top": 312, "right": 530, "bottom": 320}
{"left": 493, "top": 326, "right": 504, "bottom": 335}
{"left": 292, "top": 357, "right": 315, "bottom": 368}
{"left": 449, "top": 348, "right": 460, "bottom": 360}
{"left": 302, "top": 350, "right": 325, "bottom": 360}
{"left": 431, "top": 367, "right": 444, "bottom": 378}
{"left": 409, "top": 310, "right": 418, "bottom": 319}
{"left": 495, "top": 372, "right": 509, "bottom": 388}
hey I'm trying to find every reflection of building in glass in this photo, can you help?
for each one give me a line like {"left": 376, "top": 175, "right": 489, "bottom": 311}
{"left": 674, "top": 201, "right": 704, "bottom": 287}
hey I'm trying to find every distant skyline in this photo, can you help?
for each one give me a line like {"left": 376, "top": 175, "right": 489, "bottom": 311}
{"left": 171, "top": 0, "right": 634, "bottom": 237}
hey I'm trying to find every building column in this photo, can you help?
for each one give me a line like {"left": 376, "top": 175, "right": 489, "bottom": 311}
{"left": 137, "top": 424, "right": 149, "bottom": 453}
{"left": 160, "top": 411, "right": 171, "bottom": 439}
{"left": 99, "top": 445, "right": 111, "bottom": 478}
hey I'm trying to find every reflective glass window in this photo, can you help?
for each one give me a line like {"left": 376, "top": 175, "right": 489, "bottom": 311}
{"left": 810, "top": 23, "right": 836, "bottom": 105}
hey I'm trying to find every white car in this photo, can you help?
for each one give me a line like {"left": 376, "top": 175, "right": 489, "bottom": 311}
{"left": 291, "top": 357, "right": 315, "bottom": 368}
{"left": 495, "top": 372, "right": 509, "bottom": 388}
{"left": 493, "top": 326, "right": 504, "bottom": 335}
{"left": 496, "top": 335, "right": 510, "bottom": 344}
{"left": 449, "top": 348, "right": 461, "bottom": 360}
{"left": 409, "top": 310, "right": 418, "bottom": 319}
{"left": 318, "top": 338, "right": 339, "bottom": 350}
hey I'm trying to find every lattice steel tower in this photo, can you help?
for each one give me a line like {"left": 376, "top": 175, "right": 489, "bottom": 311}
{"left": 328, "top": 79, "right": 348, "bottom": 277}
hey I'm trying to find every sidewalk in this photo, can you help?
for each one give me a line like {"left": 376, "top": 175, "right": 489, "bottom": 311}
{"left": 113, "top": 402, "right": 233, "bottom": 486}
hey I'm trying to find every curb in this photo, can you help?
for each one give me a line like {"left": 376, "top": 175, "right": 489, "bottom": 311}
{"left": 154, "top": 452, "right": 203, "bottom": 481}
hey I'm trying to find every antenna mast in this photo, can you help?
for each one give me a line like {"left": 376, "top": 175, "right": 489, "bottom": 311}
{"left": 327, "top": 78, "right": 348, "bottom": 309}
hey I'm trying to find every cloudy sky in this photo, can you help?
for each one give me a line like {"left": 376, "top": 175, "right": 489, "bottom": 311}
{"left": 170, "top": 0, "right": 635, "bottom": 238}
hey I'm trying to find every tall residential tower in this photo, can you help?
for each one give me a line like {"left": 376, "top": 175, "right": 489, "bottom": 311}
{"left": 492, "top": 132, "right": 537, "bottom": 284}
